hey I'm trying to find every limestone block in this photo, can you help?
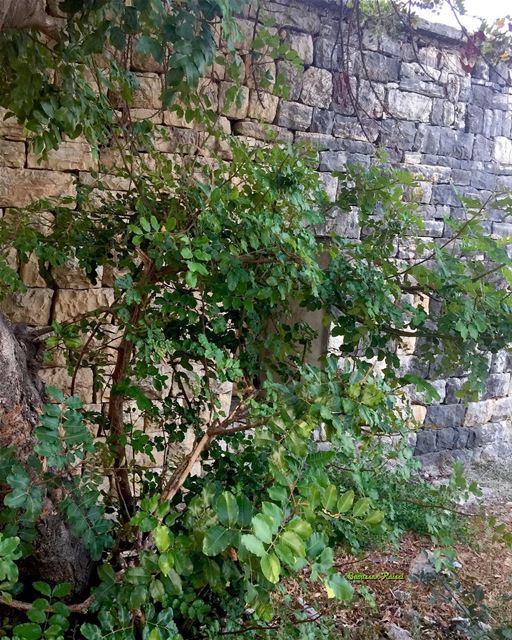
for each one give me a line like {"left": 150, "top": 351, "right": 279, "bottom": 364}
{"left": 247, "top": 91, "right": 279, "bottom": 122}
{"left": 295, "top": 132, "right": 343, "bottom": 150}
{"left": 245, "top": 55, "right": 275, "bottom": 91}
{"left": 1, "top": 288, "right": 53, "bottom": 325}
{"left": 40, "top": 367, "right": 93, "bottom": 403}
{"left": 397, "top": 355, "right": 429, "bottom": 378}
{"left": 281, "top": 30, "right": 313, "bottom": 65}
{"left": 219, "top": 82, "right": 249, "bottom": 119}
{"left": 0, "top": 140, "right": 25, "bottom": 168}
{"left": 387, "top": 89, "right": 432, "bottom": 122}
{"left": 332, "top": 116, "right": 379, "bottom": 142}
{"left": 464, "top": 400, "right": 495, "bottom": 426}
{"left": 154, "top": 128, "right": 205, "bottom": 154}
{"left": 311, "top": 108, "right": 335, "bottom": 134}
{"left": 276, "top": 61, "right": 303, "bottom": 102}
{"left": 424, "top": 404, "right": 466, "bottom": 428}
{"left": 318, "top": 173, "right": 338, "bottom": 202}
{"left": 493, "top": 223, "right": 512, "bottom": 240}
{"left": 131, "top": 73, "right": 162, "bottom": 109}
{"left": 0, "top": 168, "right": 75, "bottom": 207}
{"left": 491, "top": 397, "right": 512, "bottom": 421}
{"left": 131, "top": 37, "right": 163, "bottom": 73}
{"left": 421, "top": 220, "right": 444, "bottom": 237}
{"left": 414, "top": 429, "right": 437, "bottom": 455}
{"left": 276, "top": 100, "right": 313, "bottom": 131}
{"left": 317, "top": 207, "right": 359, "bottom": 239}
{"left": 53, "top": 288, "right": 115, "bottom": 323}
{"left": 20, "top": 253, "right": 47, "bottom": 287}
{"left": 357, "top": 80, "right": 385, "bottom": 119}
{"left": 52, "top": 259, "right": 103, "bottom": 289}
{"left": 494, "top": 136, "right": 512, "bottom": 164}
{"left": 445, "top": 377, "right": 467, "bottom": 403}
{"left": 0, "top": 108, "right": 25, "bottom": 140}
{"left": 380, "top": 120, "right": 417, "bottom": 151}
{"left": 313, "top": 36, "right": 342, "bottom": 70}
{"left": 130, "top": 109, "right": 163, "bottom": 124}
{"left": 354, "top": 51, "right": 399, "bottom": 83}
{"left": 437, "top": 130, "right": 474, "bottom": 160}
{"left": 27, "top": 141, "right": 95, "bottom": 171}
{"left": 259, "top": 3, "right": 321, "bottom": 33}
{"left": 411, "top": 404, "right": 427, "bottom": 424}
{"left": 318, "top": 151, "right": 347, "bottom": 172}
{"left": 300, "top": 67, "right": 333, "bottom": 108}
{"left": 232, "top": 121, "right": 293, "bottom": 143}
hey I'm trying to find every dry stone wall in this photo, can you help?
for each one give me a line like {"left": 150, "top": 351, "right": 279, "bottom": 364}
{"left": 1, "top": 0, "right": 512, "bottom": 468}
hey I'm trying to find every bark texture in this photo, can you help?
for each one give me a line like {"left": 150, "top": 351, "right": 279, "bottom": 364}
{"left": 0, "top": 313, "right": 93, "bottom": 597}
{"left": 0, "top": 0, "right": 65, "bottom": 39}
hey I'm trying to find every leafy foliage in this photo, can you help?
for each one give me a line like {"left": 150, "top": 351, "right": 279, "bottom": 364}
{"left": 0, "top": 1, "right": 511, "bottom": 639}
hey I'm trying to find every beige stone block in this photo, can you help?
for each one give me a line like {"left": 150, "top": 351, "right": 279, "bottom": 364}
{"left": 248, "top": 91, "right": 279, "bottom": 122}
{"left": 244, "top": 55, "right": 276, "bottom": 90}
{"left": 79, "top": 172, "right": 132, "bottom": 192}
{"left": 129, "top": 109, "right": 163, "bottom": 124}
{"left": 411, "top": 404, "right": 426, "bottom": 424}
{"left": 131, "top": 39, "right": 164, "bottom": 73}
{"left": 0, "top": 108, "right": 25, "bottom": 140}
{"left": 0, "top": 140, "right": 25, "bottom": 168}
{"left": 132, "top": 73, "right": 162, "bottom": 109}
{"left": 219, "top": 82, "right": 249, "bottom": 119}
{"left": 0, "top": 168, "right": 75, "bottom": 207}
{"left": 20, "top": 253, "right": 47, "bottom": 287}
{"left": 27, "top": 141, "right": 95, "bottom": 171}
{"left": 52, "top": 258, "right": 103, "bottom": 289}
{"left": 1, "top": 246, "right": 18, "bottom": 270}
{"left": 1, "top": 288, "right": 53, "bottom": 325}
{"left": 53, "top": 288, "right": 115, "bottom": 323}
{"left": 396, "top": 335, "right": 417, "bottom": 355}
{"left": 40, "top": 367, "right": 94, "bottom": 403}
{"left": 464, "top": 399, "right": 495, "bottom": 426}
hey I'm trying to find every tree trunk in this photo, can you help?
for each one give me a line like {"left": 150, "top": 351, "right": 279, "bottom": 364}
{"left": 0, "top": 0, "right": 65, "bottom": 39}
{"left": 0, "top": 313, "right": 93, "bottom": 597}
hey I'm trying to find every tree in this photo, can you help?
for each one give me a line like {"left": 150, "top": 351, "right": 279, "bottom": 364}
{"left": 0, "top": 1, "right": 511, "bottom": 638}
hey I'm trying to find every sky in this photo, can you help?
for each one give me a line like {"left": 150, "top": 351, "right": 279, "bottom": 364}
{"left": 420, "top": 0, "right": 510, "bottom": 28}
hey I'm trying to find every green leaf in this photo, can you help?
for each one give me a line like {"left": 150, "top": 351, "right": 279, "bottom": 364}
{"left": 33, "top": 581, "right": 51, "bottom": 597}
{"left": 240, "top": 534, "right": 266, "bottom": 557}
{"left": 252, "top": 514, "right": 273, "bottom": 544}
{"left": 13, "top": 623, "right": 42, "bottom": 640}
{"left": 322, "top": 484, "right": 338, "bottom": 511}
{"left": 352, "top": 497, "right": 370, "bottom": 518}
{"left": 337, "top": 490, "right": 354, "bottom": 514}
{"left": 154, "top": 525, "right": 171, "bottom": 553}
{"left": 260, "top": 553, "right": 281, "bottom": 584}
{"left": 216, "top": 491, "right": 239, "bottom": 527}
{"left": 364, "top": 510, "right": 385, "bottom": 526}
{"left": 287, "top": 518, "right": 312, "bottom": 540}
{"left": 280, "top": 531, "right": 305, "bottom": 558}
{"left": 202, "top": 526, "right": 231, "bottom": 556}
{"left": 326, "top": 574, "right": 353, "bottom": 601}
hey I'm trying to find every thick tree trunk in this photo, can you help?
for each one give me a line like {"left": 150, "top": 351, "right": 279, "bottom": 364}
{"left": 0, "top": 0, "right": 65, "bottom": 39}
{"left": 0, "top": 313, "right": 93, "bottom": 597}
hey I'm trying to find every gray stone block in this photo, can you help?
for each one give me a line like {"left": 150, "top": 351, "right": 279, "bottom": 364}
{"left": 414, "top": 429, "right": 437, "bottom": 455}
{"left": 424, "top": 404, "right": 466, "bottom": 428}
{"left": 354, "top": 51, "right": 399, "bottom": 83}
{"left": 311, "top": 108, "right": 335, "bottom": 134}
{"left": 276, "top": 100, "right": 313, "bottom": 131}
{"left": 431, "top": 184, "right": 460, "bottom": 207}
{"left": 484, "top": 373, "right": 510, "bottom": 399}
{"left": 436, "top": 427, "right": 457, "bottom": 450}
{"left": 318, "top": 151, "right": 347, "bottom": 172}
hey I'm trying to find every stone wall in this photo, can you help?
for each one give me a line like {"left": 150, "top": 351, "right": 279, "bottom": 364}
{"left": 0, "top": 0, "right": 512, "bottom": 467}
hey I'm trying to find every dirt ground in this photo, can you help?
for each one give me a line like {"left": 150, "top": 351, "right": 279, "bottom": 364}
{"left": 285, "top": 458, "right": 512, "bottom": 639}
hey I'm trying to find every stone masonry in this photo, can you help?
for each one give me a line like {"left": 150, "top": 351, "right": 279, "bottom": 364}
{"left": 0, "top": 0, "right": 511, "bottom": 467}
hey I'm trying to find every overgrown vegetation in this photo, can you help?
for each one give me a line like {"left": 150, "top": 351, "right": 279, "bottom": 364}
{"left": 0, "top": 1, "right": 511, "bottom": 639}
